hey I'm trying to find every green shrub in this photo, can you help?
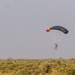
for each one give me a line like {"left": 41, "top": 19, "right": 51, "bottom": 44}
{"left": 17, "top": 70, "right": 30, "bottom": 75}
{"left": 67, "top": 68, "right": 75, "bottom": 75}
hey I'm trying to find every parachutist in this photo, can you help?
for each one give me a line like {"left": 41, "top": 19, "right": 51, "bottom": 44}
{"left": 54, "top": 43, "right": 58, "bottom": 50}
{"left": 46, "top": 26, "right": 68, "bottom": 50}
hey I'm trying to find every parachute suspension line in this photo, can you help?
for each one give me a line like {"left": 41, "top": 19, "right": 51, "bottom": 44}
{"left": 51, "top": 30, "right": 57, "bottom": 43}
{"left": 52, "top": 31, "right": 59, "bottom": 50}
{"left": 49, "top": 30, "right": 59, "bottom": 50}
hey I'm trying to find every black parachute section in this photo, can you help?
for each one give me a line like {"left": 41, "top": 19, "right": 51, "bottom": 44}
{"left": 50, "top": 26, "right": 68, "bottom": 34}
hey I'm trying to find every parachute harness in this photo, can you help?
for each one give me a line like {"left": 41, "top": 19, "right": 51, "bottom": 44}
{"left": 54, "top": 43, "right": 58, "bottom": 50}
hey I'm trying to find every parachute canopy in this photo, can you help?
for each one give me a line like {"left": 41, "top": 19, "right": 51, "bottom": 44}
{"left": 46, "top": 26, "right": 68, "bottom": 34}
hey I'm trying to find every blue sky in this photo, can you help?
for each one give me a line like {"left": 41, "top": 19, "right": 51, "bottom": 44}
{"left": 0, "top": 0, "right": 75, "bottom": 59}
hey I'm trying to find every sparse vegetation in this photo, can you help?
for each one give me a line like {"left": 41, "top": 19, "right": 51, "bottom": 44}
{"left": 0, "top": 58, "right": 75, "bottom": 75}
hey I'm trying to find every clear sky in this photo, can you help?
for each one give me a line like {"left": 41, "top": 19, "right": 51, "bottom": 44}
{"left": 0, "top": 0, "right": 75, "bottom": 59}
